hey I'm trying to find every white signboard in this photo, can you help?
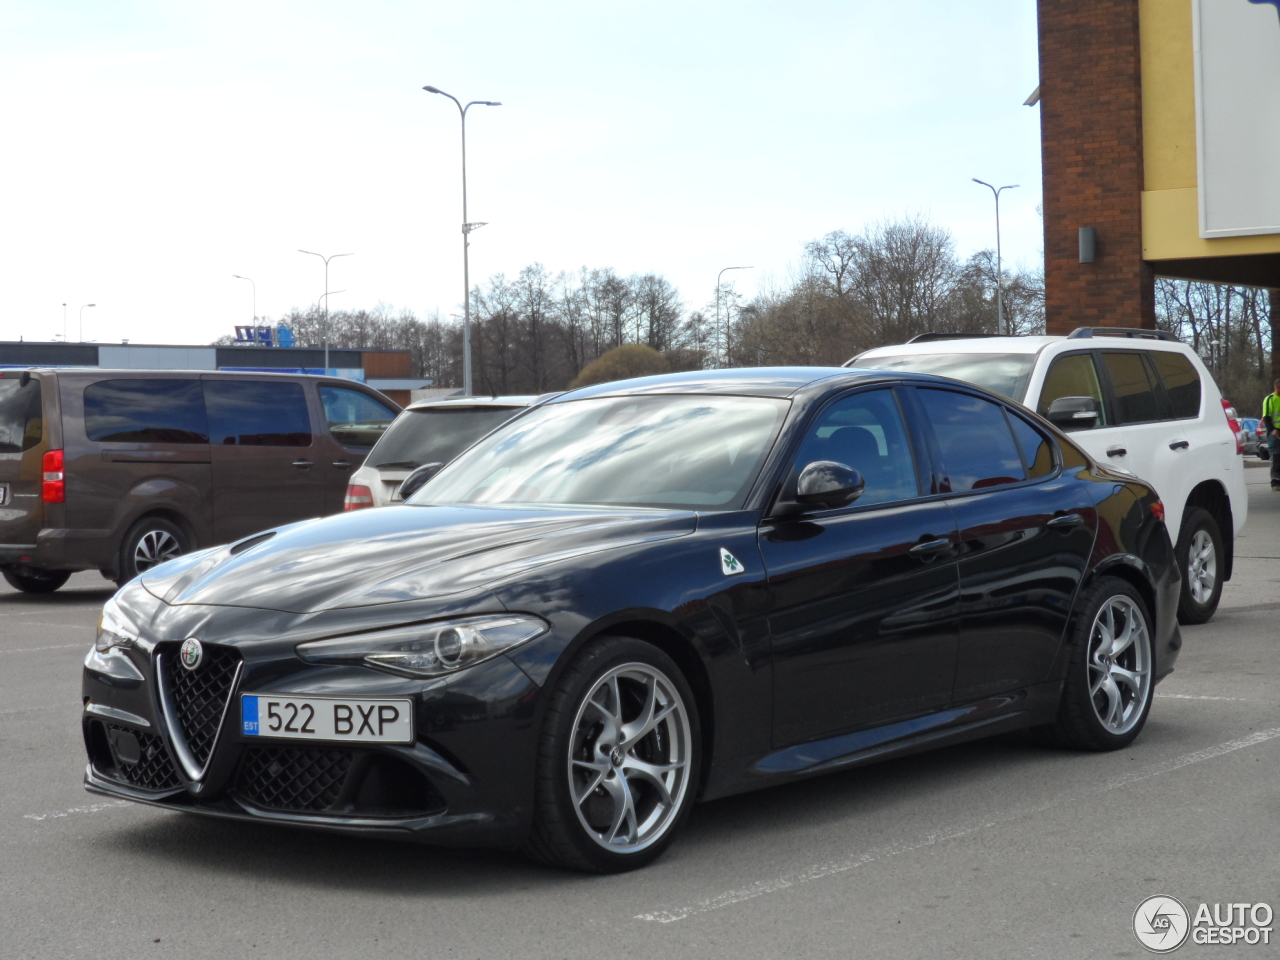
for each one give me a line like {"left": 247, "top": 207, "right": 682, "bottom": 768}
{"left": 1193, "top": 0, "right": 1280, "bottom": 237}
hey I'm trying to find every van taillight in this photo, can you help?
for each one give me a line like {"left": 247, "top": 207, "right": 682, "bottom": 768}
{"left": 344, "top": 484, "right": 373, "bottom": 511}
{"left": 42, "top": 449, "right": 65, "bottom": 503}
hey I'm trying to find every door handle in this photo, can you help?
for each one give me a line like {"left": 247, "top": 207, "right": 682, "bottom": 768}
{"left": 332, "top": 461, "right": 352, "bottom": 469}
{"left": 292, "top": 460, "right": 313, "bottom": 469}
{"left": 1168, "top": 440, "right": 1190, "bottom": 450}
{"left": 1047, "top": 513, "right": 1084, "bottom": 530}
{"left": 1106, "top": 446, "right": 1127, "bottom": 457}
{"left": 909, "top": 538, "right": 953, "bottom": 559}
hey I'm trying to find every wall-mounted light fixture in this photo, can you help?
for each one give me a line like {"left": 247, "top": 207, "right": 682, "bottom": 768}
{"left": 1079, "top": 227, "right": 1097, "bottom": 264}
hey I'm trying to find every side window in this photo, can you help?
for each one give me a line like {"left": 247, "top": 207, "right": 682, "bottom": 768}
{"left": 1038, "top": 353, "right": 1109, "bottom": 425}
{"left": 0, "top": 378, "right": 43, "bottom": 452}
{"left": 204, "top": 381, "right": 312, "bottom": 447}
{"left": 1150, "top": 351, "right": 1202, "bottom": 419}
{"left": 318, "top": 386, "right": 397, "bottom": 448}
{"left": 792, "top": 388, "right": 918, "bottom": 507}
{"left": 1102, "top": 352, "right": 1165, "bottom": 424}
{"left": 83, "top": 379, "right": 208, "bottom": 444}
{"left": 1008, "top": 412, "right": 1056, "bottom": 479}
{"left": 917, "top": 389, "right": 1026, "bottom": 493}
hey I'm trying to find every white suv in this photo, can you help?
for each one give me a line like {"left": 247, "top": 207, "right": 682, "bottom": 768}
{"left": 851, "top": 327, "right": 1247, "bottom": 624}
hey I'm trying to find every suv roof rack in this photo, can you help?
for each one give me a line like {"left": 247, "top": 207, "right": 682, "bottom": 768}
{"left": 906, "top": 332, "right": 1007, "bottom": 344}
{"left": 1066, "top": 326, "right": 1179, "bottom": 342}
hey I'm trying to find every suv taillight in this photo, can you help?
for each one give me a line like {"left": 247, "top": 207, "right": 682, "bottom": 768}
{"left": 344, "top": 484, "right": 373, "bottom": 511}
{"left": 41, "top": 449, "right": 65, "bottom": 503}
{"left": 1222, "top": 399, "right": 1243, "bottom": 454}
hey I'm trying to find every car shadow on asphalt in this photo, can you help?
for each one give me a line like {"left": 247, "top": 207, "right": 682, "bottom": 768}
{"left": 0, "top": 587, "right": 116, "bottom": 607}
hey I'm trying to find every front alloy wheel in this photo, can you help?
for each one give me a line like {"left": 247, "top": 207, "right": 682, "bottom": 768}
{"left": 525, "top": 636, "right": 700, "bottom": 873}
{"left": 568, "top": 663, "right": 694, "bottom": 854}
{"left": 1086, "top": 595, "right": 1151, "bottom": 735}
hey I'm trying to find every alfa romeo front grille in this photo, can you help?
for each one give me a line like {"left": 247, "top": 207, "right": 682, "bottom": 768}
{"left": 234, "top": 746, "right": 354, "bottom": 812}
{"left": 105, "top": 724, "right": 181, "bottom": 791}
{"left": 160, "top": 642, "right": 241, "bottom": 768}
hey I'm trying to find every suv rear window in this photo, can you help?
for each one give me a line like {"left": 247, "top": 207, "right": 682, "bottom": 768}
{"left": 84, "top": 379, "right": 208, "bottom": 444}
{"left": 369, "top": 406, "right": 524, "bottom": 469}
{"left": 1102, "top": 352, "right": 1167, "bottom": 424}
{"left": 1149, "top": 352, "right": 1201, "bottom": 419}
{"left": 0, "top": 378, "right": 43, "bottom": 453}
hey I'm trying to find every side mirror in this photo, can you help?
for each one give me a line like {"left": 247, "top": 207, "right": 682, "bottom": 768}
{"left": 1046, "top": 396, "right": 1100, "bottom": 431}
{"left": 398, "top": 462, "right": 444, "bottom": 501}
{"left": 795, "top": 460, "right": 865, "bottom": 510}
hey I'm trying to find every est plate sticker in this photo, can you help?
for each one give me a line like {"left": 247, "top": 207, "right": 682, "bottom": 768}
{"left": 241, "top": 694, "right": 414, "bottom": 744}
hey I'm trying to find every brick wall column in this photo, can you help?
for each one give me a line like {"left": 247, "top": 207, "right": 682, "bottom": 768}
{"left": 1038, "top": 0, "right": 1155, "bottom": 334}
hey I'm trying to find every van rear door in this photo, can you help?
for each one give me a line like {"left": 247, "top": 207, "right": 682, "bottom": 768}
{"left": 0, "top": 372, "right": 49, "bottom": 551}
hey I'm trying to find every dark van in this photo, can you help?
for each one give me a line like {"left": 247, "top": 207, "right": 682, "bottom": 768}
{"left": 0, "top": 369, "right": 399, "bottom": 593}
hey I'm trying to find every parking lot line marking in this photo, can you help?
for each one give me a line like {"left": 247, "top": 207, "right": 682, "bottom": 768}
{"left": 24, "top": 801, "right": 130, "bottom": 822}
{"left": 2, "top": 642, "right": 86, "bottom": 654}
{"left": 1156, "top": 693, "right": 1252, "bottom": 701}
{"left": 635, "top": 727, "right": 1280, "bottom": 924}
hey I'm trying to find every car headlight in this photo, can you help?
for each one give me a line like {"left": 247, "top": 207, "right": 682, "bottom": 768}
{"left": 295, "top": 614, "right": 549, "bottom": 679}
{"left": 95, "top": 597, "right": 139, "bottom": 653}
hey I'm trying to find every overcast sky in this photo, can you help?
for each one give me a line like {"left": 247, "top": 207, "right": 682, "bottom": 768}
{"left": 0, "top": 1, "right": 1043, "bottom": 347}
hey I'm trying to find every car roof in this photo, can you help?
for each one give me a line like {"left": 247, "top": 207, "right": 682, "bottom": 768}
{"left": 553, "top": 367, "right": 890, "bottom": 400}
{"left": 405, "top": 395, "right": 539, "bottom": 411}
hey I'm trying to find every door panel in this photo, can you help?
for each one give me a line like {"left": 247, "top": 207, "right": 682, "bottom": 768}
{"left": 1035, "top": 350, "right": 1132, "bottom": 472}
{"left": 204, "top": 379, "right": 325, "bottom": 544}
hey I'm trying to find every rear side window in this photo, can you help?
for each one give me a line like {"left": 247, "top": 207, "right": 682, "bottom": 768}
{"left": 370, "top": 406, "right": 524, "bottom": 468}
{"left": 84, "top": 379, "right": 208, "bottom": 444}
{"left": 1008, "top": 413, "right": 1056, "bottom": 479}
{"left": 791, "top": 388, "right": 919, "bottom": 507}
{"left": 1102, "top": 352, "right": 1166, "bottom": 424}
{"left": 204, "top": 380, "right": 312, "bottom": 447}
{"left": 1150, "top": 352, "right": 1201, "bottom": 419}
{"left": 918, "top": 389, "right": 1025, "bottom": 492}
{"left": 1038, "top": 354, "right": 1108, "bottom": 424}
{"left": 319, "top": 386, "right": 397, "bottom": 448}
{"left": 0, "top": 379, "right": 43, "bottom": 453}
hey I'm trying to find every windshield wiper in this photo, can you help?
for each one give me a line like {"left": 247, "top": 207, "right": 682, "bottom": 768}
{"left": 374, "top": 460, "right": 420, "bottom": 469}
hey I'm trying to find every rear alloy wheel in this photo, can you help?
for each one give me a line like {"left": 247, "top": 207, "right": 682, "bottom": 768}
{"left": 118, "top": 517, "right": 189, "bottom": 586}
{"left": 2, "top": 568, "right": 71, "bottom": 594}
{"left": 1046, "top": 577, "right": 1154, "bottom": 751}
{"left": 524, "top": 637, "right": 700, "bottom": 873}
{"left": 1175, "top": 507, "right": 1223, "bottom": 625}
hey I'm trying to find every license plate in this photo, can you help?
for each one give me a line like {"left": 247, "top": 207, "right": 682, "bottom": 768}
{"left": 241, "top": 694, "right": 413, "bottom": 744}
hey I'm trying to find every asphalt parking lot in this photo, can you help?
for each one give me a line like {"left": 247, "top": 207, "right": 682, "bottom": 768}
{"left": 3, "top": 463, "right": 1278, "bottom": 960}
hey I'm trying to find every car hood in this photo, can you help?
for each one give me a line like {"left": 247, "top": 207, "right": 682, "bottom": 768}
{"left": 140, "top": 503, "right": 697, "bottom": 614}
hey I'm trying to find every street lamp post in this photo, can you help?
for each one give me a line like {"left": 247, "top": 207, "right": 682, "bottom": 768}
{"left": 972, "top": 179, "right": 1019, "bottom": 336}
{"left": 298, "top": 250, "right": 353, "bottom": 373}
{"left": 62, "top": 304, "right": 67, "bottom": 342}
{"left": 423, "top": 85, "right": 502, "bottom": 397}
{"left": 79, "top": 304, "right": 95, "bottom": 343}
{"left": 232, "top": 275, "right": 257, "bottom": 324}
{"left": 715, "top": 266, "right": 752, "bottom": 367}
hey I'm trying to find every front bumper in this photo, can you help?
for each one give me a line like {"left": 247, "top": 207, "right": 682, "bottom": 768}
{"left": 82, "top": 635, "right": 542, "bottom": 848}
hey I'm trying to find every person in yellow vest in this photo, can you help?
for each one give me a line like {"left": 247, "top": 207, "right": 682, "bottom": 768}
{"left": 1263, "top": 379, "right": 1280, "bottom": 490}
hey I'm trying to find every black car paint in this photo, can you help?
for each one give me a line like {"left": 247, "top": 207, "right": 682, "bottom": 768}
{"left": 83, "top": 368, "right": 1181, "bottom": 847}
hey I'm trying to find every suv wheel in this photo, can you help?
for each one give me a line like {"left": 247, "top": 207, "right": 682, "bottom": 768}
{"left": 1175, "top": 507, "right": 1223, "bottom": 625}
{"left": 118, "top": 517, "right": 189, "bottom": 586}
{"left": 1043, "top": 576, "right": 1154, "bottom": 751}
{"left": 524, "top": 636, "right": 700, "bottom": 873}
{"left": 3, "top": 568, "right": 71, "bottom": 594}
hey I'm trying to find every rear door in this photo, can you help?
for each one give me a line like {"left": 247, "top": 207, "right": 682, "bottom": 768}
{"left": 1097, "top": 351, "right": 1191, "bottom": 509}
{"left": 0, "top": 373, "right": 49, "bottom": 548}
{"left": 203, "top": 378, "right": 325, "bottom": 543}
{"left": 312, "top": 384, "right": 399, "bottom": 514}
{"left": 914, "top": 387, "right": 1097, "bottom": 701}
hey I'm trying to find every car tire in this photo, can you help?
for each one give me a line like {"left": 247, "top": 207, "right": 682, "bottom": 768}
{"left": 2, "top": 568, "right": 71, "bottom": 594}
{"left": 117, "top": 517, "right": 190, "bottom": 587}
{"left": 1043, "top": 576, "right": 1154, "bottom": 752}
{"left": 1175, "top": 507, "right": 1223, "bottom": 625}
{"left": 523, "top": 636, "right": 701, "bottom": 873}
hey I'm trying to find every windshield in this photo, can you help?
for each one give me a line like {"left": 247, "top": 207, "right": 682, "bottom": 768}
{"left": 0, "top": 379, "right": 43, "bottom": 454}
{"left": 413, "top": 394, "right": 789, "bottom": 510}
{"left": 850, "top": 352, "right": 1036, "bottom": 402}
{"left": 369, "top": 406, "right": 524, "bottom": 469}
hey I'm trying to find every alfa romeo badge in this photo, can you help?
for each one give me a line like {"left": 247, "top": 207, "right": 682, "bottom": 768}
{"left": 179, "top": 637, "right": 203, "bottom": 671}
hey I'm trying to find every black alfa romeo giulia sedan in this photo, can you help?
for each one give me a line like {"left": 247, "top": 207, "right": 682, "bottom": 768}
{"left": 82, "top": 368, "right": 1181, "bottom": 872}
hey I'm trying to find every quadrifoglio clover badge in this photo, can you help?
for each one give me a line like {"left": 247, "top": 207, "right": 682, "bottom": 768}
{"left": 719, "top": 548, "right": 744, "bottom": 576}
